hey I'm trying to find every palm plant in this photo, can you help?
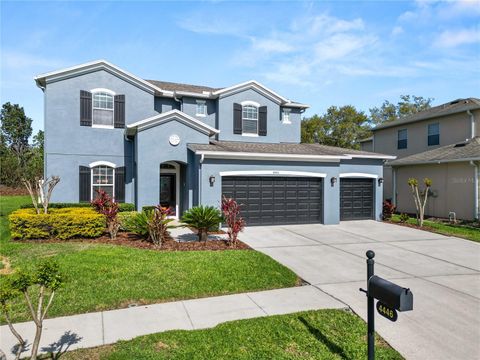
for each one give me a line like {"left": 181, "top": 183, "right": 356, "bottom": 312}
{"left": 181, "top": 205, "right": 223, "bottom": 241}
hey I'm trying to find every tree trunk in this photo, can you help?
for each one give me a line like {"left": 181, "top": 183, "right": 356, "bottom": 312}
{"left": 30, "top": 323, "right": 42, "bottom": 360}
{"left": 199, "top": 230, "right": 208, "bottom": 242}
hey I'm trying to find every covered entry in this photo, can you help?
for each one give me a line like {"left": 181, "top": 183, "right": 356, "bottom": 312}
{"left": 340, "top": 178, "right": 375, "bottom": 220}
{"left": 222, "top": 175, "right": 323, "bottom": 226}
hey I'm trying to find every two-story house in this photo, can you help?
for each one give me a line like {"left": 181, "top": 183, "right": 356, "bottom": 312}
{"left": 361, "top": 98, "right": 480, "bottom": 220}
{"left": 35, "top": 60, "right": 394, "bottom": 225}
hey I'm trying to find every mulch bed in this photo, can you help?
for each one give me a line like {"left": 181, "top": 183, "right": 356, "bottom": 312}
{"left": 16, "top": 231, "right": 251, "bottom": 251}
{"left": 0, "top": 185, "right": 29, "bottom": 196}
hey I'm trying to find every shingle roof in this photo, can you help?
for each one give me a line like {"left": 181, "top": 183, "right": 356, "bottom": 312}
{"left": 145, "top": 80, "right": 222, "bottom": 94}
{"left": 188, "top": 140, "right": 393, "bottom": 158}
{"left": 388, "top": 137, "right": 480, "bottom": 166}
{"left": 373, "top": 98, "right": 480, "bottom": 131}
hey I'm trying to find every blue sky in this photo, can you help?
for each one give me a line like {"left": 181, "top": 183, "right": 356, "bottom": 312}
{"left": 1, "top": 0, "right": 479, "bottom": 135}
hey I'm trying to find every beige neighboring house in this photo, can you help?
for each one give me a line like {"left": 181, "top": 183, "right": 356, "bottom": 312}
{"left": 361, "top": 98, "right": 480, "bottom": 220}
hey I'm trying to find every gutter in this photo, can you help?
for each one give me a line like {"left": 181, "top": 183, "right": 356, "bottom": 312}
{"left": 471, "top": 161, "right": 479, "bottom": 220}
{"left": 173, "top": 91, "right": 183, "bottom": 112}
{"left": 389, "top": 157, "right": 480, "bottom": 167}
{"left": 467, "top": 110, "right": 475, "bottom": 139}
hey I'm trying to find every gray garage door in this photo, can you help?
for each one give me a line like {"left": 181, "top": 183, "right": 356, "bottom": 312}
{"left": 222, "top": 176, "right": 323, "bottom": 226}
{"left": 340, "top": 178, "right": 374, "bottom": 220}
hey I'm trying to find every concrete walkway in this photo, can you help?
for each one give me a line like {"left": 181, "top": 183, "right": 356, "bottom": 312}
{"left": 0, "top": 285, "right": 345, "bottom": 359}
{"left": 241, "top": 221, "right": 480, "bottom": 360}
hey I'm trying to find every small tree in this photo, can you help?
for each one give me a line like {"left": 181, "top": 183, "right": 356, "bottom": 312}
{"left": 23, "top": 176, "right": 60, "bottom": 214}
{"left": 408, "top": 177, "right": 432, "bottom": 227}
{"left": 221, "top": 196, "right": 246, "bottom": 247}
{"left": 181, "top": 206, "right": 223, "bottom": 242}
{"left": 0, "top": 281, "right": 25, "bottom": 360}
{"left": 91, "top": 189, "right": 120, "bottom": 239}
{"left": 147, "top": 206, "right": 174, "bottom": 247}
{"left": 1, "top": 260, "right": 63, "bottom": 360}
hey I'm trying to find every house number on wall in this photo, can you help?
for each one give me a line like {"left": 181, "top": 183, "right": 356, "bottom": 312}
{"left": 169, "top": 134, "right": 180, "bottom": 146}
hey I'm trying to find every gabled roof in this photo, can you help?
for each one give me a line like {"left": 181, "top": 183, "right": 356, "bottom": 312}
{"left": 34, "top": 59, "right": 169, "bottom": 96}
{"left": 145, "top": 80, "right": 222, "bottom": 94}
{"left": 373, "top": 98, "right": 480, "bottom": 131}
{"left": 188, "top": 140, "right": 395, "bottom": 162}
{"left": 126, "top": 110, "right": 219, "bottom": 136}
{"left": 388, "top": 137, "right": 480, "bottom": 166}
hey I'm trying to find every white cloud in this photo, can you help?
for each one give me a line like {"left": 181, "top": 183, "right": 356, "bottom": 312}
{"left": 314, "top": 33, "right": 377, "bottom": 61}
{"left": 1, "top": 50, "right": 68, "bottom": 72}
{"left": 391, "top": 26, "right": 404, "bottom": 36}
{"left": 251, "top": 38, "right": 294, "bottom": 53}
{"left": 433, "top": 28, "right": 480, "bottom": 48}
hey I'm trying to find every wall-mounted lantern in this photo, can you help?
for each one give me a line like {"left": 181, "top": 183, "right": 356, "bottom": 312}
{"left": 209, "top": 175, "right": 216, "bottom": 186}
{"left": 378, "top": 178, "right": 384, "bottom": 186}
{"left": 330, "top": 176, "right": 337, "bottom": 187}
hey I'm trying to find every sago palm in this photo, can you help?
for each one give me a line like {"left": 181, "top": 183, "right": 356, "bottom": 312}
{"left": 181, "top": 205, "right": 223, "bottom": 241}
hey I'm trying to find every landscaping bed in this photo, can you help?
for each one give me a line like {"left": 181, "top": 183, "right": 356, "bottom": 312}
{"left": 388, "top": 214, "right": 480, "bottom": 242}
{"left": 62, "top": 309, "right": 403, "bottom": 360}
{"left": 16, "top": 231, "right": 251, "bottom": 251}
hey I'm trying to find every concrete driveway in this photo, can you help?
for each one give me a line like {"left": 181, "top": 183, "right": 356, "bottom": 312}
{"left": 241, "top": 220, "right": 480, "bottom": 360}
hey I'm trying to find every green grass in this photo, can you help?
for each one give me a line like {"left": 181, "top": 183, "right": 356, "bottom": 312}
{"left": 391, "top": 214, "right": 480, "bottom": 242}
{"left": 62, "top": 310, "right": 403, "bottom": 360}
{"left": 0, "top": 195, "right": 298, "bottom": 324}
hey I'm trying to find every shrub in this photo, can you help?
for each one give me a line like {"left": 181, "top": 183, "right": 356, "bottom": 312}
{"left": 118, "top": 211, "right": 138, "bottom": 231}
{"left": 9, "top": 208, "right": 105, "bottom": 240}
{"left": 20, "top": 202, "right": 135, "bottom": 212}
{"left": 91, "top": 190, "right": 120, "bottom": 239}
{"left": 382, "top": 200, "right": 396, "bottom": 220}
{"left": 399, "top": 213, "right": 410, "bottom": 223}
{"left": 147, "top": 206, "right": 174, "bottom": 247}
{"left": 181, "top": 205, "right": 223, "bottom": 242}
{"left": 221, "top": 196, "right": 246, "bottom": 247}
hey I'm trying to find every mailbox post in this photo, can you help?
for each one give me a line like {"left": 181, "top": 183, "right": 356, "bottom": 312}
{"left": 360, "top": 250, "right": 413, "bottom": 360}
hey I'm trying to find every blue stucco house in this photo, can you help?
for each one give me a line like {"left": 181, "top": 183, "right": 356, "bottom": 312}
{"left": 35, "top": 60, "right": 394, "bottom": 225}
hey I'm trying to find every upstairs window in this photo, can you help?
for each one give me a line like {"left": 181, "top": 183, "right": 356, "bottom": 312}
{"left": 92, "top": 165, "right": 114, "bottom": 199}
{"left": 282, "top": 109, "right": 291, "bottom": 124}
{"left": 428, "top": 123, "right": 440, "bottom": 146}
{"left": 242, "top": 105, "right": 258, "bottom": 134}
{"left": 397, "top": 129, "right": 407, "bottom": 149}
{"left": 92, "top": 91, "right": 114, "bottom": 127}
{"left": 196, "top": 100, "right": 206, "bottom": 116}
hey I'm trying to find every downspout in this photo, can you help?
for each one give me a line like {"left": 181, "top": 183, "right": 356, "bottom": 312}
{"left": 470, "top": 160, "right": 479, "bottom": 220}
{"left": 467, "top": 110, "right": 475, "bottom": 139}
{"left": 392, "top": 166, "right": 397, "bottom": 207}
{"left": 173, "top": 91, "right": 183, "bottom": 112}
{"left": 199, "top": 154, "right": 205, "bottom": 204}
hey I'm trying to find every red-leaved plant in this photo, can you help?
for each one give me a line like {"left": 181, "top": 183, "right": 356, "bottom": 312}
{"left": 91, "top": 189, "right": 120, "bottom": 239}
{"left": 382, "top": 200, "right": 396, "bottom": 220}
{"left": 147, "top": 205, "right": 174, "bottom": 247}
{"left": 221, "top": 196, "right": 246, "bottom": 247}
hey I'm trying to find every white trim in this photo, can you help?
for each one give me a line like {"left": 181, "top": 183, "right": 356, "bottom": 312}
{"left": 339, "top": 173, "right": 379, "bottom": 179}
{"left": 160, "top": 161, "right": 180, "bottom": 219}
{"left": 219, "top": 170, "right": 327, "bottom": 178}
{"left": 241, "top": 133, "right": 259, "bottom": 137}
{"left": 213, "top": 80, "right": 289, "bottom": 104}
{"left": 191, "top": 149, "right": 348, "bottom": 162}
{"left": 241, "top": 100, "right": 260, "bottom": 107}
{"left": 126, "top": 109, "right": 219, "bottom": 136}
{"left": 89, "top": 161, "right": 117, "bottom": 168}
{"left": 90, "top": 88, "right": 116, "bottom": 95}
{"left": 92, "top": 124, "right": 114, "bottom": 129}
{"left": 284, "top": 102, "right": 310, "bottom": 108}
{"left": 347, "top": 154, "right": 397, "bottom": 160}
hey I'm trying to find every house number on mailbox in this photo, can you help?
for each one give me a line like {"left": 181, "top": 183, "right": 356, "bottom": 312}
{"left": 376, "top": 301, "right": 398, "bottom": 322}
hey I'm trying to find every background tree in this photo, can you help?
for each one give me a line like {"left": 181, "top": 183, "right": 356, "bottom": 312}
{"left": 301, "top": 105, "right": 371, "bottom": 149}
{"left": 369, "top": 95, "right": 433, "bottom": 126}
{"left": 0, "top": 102, "right": 32, "bottom": 161}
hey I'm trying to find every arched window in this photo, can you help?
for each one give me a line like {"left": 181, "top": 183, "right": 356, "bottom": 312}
{"left": 92, "top": 165, "right": 114, "bottom": 199}
{"left": 92, "top": 91, "right": 114, "bottom": 127}
{"left": 242, "top": 105, "right": 258, "bottom": 134}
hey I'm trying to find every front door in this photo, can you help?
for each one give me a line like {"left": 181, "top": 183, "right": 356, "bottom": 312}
{"left": 160, "top": 174, "right": 176, "bottom": 216}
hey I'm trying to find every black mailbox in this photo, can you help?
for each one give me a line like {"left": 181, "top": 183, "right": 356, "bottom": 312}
{"left": 368, "top": 275, "right": 413, "bottom": 311}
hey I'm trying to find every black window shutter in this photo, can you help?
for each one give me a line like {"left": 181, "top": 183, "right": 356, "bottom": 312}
{"left": 80, "top": 90, "right": 92, "bottom": 126}
{"left": 79, "top": 166, "right": 91, "bottom": 202}
{"left": 114, "top": 166, "right": 126, "bottom": 202}
{"left": 259, "top": 106, "right": 267, "bottom": 136}
{"left": 233, "top": 103, "right": 242, "bottom": 134}
{"left": 114, "top": 95, "right": 125, "bottom": 128}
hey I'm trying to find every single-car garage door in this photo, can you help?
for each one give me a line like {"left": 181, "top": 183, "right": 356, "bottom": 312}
{"left": 340, "top": 178, "right": 374, "bottom": 220}
{"left": 222, "top": 176, "right": 323, "bottom": 226}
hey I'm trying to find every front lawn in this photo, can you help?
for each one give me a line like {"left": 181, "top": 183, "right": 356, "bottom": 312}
{"left": 390, "top": 214, "right": 480, "bottom": 243}
{"left": 63, "top": 310, "right": 403, "bottom": 360}
{"left": 0, "top": 196, "right": 298, "bottom": 324}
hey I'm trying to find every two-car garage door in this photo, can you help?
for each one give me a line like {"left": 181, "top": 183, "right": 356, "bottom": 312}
{"left": 221, "top": 176, "right": 374, "bottom": 226}
{"left": 222, "top": 176, "right": 323, "bottom": 226}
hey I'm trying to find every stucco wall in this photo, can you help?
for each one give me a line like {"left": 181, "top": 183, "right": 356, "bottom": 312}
{"left": 181, "top": 97, "right": 217, "bottom": 129}
{"left": 198, "top": 158, "right": 383, "bottom": 224}
{"left": 135, "top": 119, "right": 210, "bottom": 210}
{"left": 395, "top": 162, "right": 476, "bottom": 220}
{"left": 217, "top": 88, "right": 300, "bottom": 143}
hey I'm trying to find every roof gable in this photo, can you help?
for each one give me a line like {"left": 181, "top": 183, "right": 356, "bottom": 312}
{"left": 126, "top": 110, "right": 219, "bottom": 136}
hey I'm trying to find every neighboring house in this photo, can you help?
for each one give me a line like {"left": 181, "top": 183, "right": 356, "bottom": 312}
{"left": 362, "top": 98, "right": 480, "bottom": 220}
{"left": 35, "top": 60, "right": 394, "bottom": 225}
